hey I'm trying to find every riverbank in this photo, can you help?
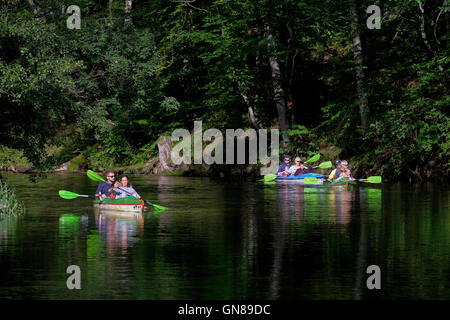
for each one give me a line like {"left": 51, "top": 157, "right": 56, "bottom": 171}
{"left": 0, "top": 142, "right": 447, "bottom": 184}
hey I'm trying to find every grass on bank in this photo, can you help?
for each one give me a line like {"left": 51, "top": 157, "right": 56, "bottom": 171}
{"left": 0, "top": 181, "right": 25, "bottom": 217}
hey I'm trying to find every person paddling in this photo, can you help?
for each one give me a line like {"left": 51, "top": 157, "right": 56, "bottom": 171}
{"left": 111, "top": 174, "right": 141, "bottom": 199}
{"left": 277, "top": 155, "right": 292, "bottom": 176}
{"left": 334, "top": 160, "right": 355, "bottom": 181}
{"left": 327, "top": 161, "right": 341, "bottom": 182}
{"left": 290, "top": 158, "right": 309, "bottom": 176}
{"left": 95, "top": 170, "right": 115, "bottom": 199}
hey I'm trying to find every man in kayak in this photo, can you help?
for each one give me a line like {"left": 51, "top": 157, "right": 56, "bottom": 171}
{"left": 277, "top": 155, "right": 292, "bottom": 176}
{"left": 111, "top": 174, "right": 142, "bottom": 199}
{"left": 95, "top": 170, "right": 115, "bottom": 199}
{"left": 334, "top": 160, "right": 356, "bottom": 181}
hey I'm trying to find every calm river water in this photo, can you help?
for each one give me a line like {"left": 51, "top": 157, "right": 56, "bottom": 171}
{"left": 0, "top": 173, "right": 448, "bottom": 299}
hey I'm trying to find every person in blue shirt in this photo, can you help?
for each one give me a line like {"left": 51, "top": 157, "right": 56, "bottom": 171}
{"left": 277, "top": 155, "right": 292, "bottom": 176}
{"left": 95, "top": 170, "right": 116, "bottom": 199}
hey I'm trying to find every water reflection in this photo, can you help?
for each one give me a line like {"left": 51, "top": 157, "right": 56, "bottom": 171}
{"left": 94, "top": 209, "right": 144, "bottom": 255}
{"left": 0, "top": 215, "right": 19, "bottom": 253}
{"left": 1, "top": 172, "right": 448, "bottom": 300}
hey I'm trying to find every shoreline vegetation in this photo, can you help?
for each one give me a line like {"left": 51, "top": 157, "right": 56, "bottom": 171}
{"left": 0, "top": 136, "right": 446, "bottom": 184}
{"left": 0, "top": 175, "right": 25, "bottom": 217}
{"left": 0, "top": 1, "right": 448, "bottom": 184}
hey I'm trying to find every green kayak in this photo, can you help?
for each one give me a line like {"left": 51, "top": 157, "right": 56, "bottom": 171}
{"left": 93, "top": 196, "right": 144, "bottom": 214}
{"left": 327, "top": 178, "right": 357, "bottom": 187}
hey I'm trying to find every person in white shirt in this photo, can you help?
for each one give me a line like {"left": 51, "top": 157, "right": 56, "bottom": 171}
{"left": 111, "top": 174, "right": 141, "bottom": 199}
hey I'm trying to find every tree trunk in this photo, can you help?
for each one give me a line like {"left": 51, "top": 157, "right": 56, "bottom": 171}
{"left": 263, "top": 18, "right": 290, "bottom": 149}
{"left": 26, "top": 0, "right": 39, "bottom": 16}
{"left": 349, "top": 0, "right": 369, "bottom": 134}
{"left": 124, "top": 0, "right": 132, "bottom": 25}
{"left": 109, "top": 0, "right": 113, "bottom": 20}
{"left": 124, "top": 0, "right": 132, "bottom": 13}
{"left": 417, "top": 1, "right": 444, "bottom": 71}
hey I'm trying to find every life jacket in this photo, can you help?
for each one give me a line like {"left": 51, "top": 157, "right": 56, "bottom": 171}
{"left": 294, "top": 167, "right": 309, "bottom": 176}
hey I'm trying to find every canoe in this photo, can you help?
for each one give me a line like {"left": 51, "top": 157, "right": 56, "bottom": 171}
{"left": 327, "top": 178, "right": 357, "bottom": 187}
{"left": 275, "top": 173, "right": 325, "bottom": 185}
{"left": 93, "top": 196, "right": 144, "bottom": 214}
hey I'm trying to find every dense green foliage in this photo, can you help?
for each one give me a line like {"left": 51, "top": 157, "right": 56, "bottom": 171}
{"left": 0, "top": 0, "right": 448, "bottom": 181}
{"left": 0, "top": 178, "right": 25, "bottom": 216}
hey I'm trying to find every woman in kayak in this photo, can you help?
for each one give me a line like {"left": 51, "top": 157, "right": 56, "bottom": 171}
{"left": 288, "top": 157, "right": 309, "bottom": 176}
{"left": 111, "top": 174, "right": 142, "bottom": 199}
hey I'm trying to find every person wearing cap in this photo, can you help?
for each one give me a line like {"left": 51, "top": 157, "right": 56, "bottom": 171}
{"left": 334, "top": 160, "right": 355, "bottom": 181}
{"left": 277, "top": 155, "right": 292, "bottom": 176}
{"left": 327, "top": 160, "right": 341, "bottom": 182}
{"left": 289, "top": 157, "right": 309, "bottom": 176}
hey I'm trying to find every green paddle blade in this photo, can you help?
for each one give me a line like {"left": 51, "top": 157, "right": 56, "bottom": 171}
{"left": 144, "top": 200, "right": 168, "bottom": 212}
{"left": 365, "top": 176, "right": 382, "bottom": 183}
{"left": 263, "top": 174, "right": 278, "bottom": 182}
{"left": 87, "top": 170, "right": 105, "bottom": 182}
{"left": 318, "top": 161, "right": 332, "bottom": 169}
{"left": 152, "top": 203, "right": 169, "bottom": 212}
{"left": 153, "top": 204, "right": 169, "bottom": 212}
{"left": 305, "top": 153, "right": 320, "bottom": 163}
{"left": 59, "top": 190, "right": 81, "bottom": 199}
{"left": 303, "top": 177, "right": 319, "bottom": 184}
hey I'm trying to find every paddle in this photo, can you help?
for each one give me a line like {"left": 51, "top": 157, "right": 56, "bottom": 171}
{"left": 358, "top": 176, "right": 382, "bottom": 184}
{"left": 86, "top": 170, "right": 166, "bottom": 210}
{"left": 260, "top": 174, "right": 278, "bottom": 182}
{"left": 87, "top": 170, "right": 105, "bottom": 183}
{"left": 115, "top": 187, "right": 168, "bottom": 212}
{"left": 59, "top": 190, "right": 95, "bottom": 199}
{"left": 304, "top": 153, "right": 320, "bottom": 163}
{"left": 303, "top": 177, "right": 319, "bottom": 184}
{"left": 311, "top": 161, "right": 332, "bottom": 169}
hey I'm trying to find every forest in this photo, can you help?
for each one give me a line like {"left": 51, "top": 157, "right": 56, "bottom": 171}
{"left": 0, "top": 0, "right": 448, "bottom": 182}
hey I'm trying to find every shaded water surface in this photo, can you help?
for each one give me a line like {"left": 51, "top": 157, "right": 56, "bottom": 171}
{"left": 0, "top": 173, "right": 448, "bottom": 299}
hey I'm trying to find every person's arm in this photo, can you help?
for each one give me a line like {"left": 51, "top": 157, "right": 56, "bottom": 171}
{"left": 277, "top": 164, "right": 285, "bottom": 175}
{"left": 95, "top": 183, "right": 107, "bottom": 198}
{"left": 327, "top": 169, "right": 336, "bottom": 181}
{"left": 131, "top": 186, "right": 141, "bottom": 199}
{"left": 95, "top": 183, "right": 102, "bottom": 196}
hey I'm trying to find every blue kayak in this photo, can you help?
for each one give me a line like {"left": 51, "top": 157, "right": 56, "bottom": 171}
{"left": 276, "top": 173, "right": 325, "bottom": 185}
{"left": 276, "top": 173, "right": 325, "bottom": 180}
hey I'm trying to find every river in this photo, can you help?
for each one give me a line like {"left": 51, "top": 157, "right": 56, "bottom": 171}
{"left": 0, "top": 173, "right": 448, "bottom": 299}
